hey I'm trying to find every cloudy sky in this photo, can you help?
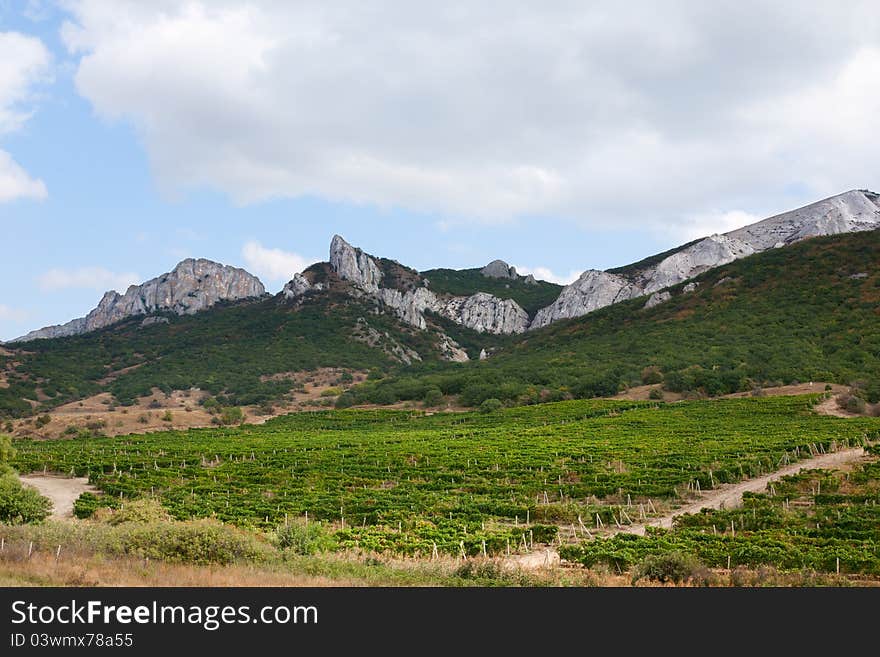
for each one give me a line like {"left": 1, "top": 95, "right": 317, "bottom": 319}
{"left": 1, "top": 1, "right": 878, "bottom": 340}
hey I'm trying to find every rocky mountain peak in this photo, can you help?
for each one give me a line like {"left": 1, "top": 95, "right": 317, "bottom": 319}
{"left": 14, "top": 258, "right": 265, "bottom": 342}
{"left": 325, "top": 235, "right": 530, "bottom": 335}
{"left": 530, "top": 189, "right": 880, "bottom": 328}
{"left": 329, "top": 234, "right": 384, "bottom": 293}
{"left": 481, "top": 259, "right": 518, "bottom": 279}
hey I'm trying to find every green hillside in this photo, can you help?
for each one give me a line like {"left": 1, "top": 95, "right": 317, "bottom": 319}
{"left": 422, "top": 268, "right": 562, "bottom": 316}
{"left": 0, "top": 289, "right": 472, "bottom": 417}
{"left": 354, "top": 231, "right": 880, "bottom": 407}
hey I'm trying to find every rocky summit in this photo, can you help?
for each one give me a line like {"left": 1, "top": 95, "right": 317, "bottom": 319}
{"left": 11, "top": 188, "right": 880, "bottom": 344}
{"left": 321, "top": 235, "right": 530, "bottom": 334}
{"left": 531, "top": 189, "right": 880, "bottom": 326}
{"left": 15, "top": 259, "right": 265, "bottom": 342}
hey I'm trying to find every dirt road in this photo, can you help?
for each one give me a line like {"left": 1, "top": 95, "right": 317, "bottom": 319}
{"left": 18, "top": 475, "right": 97, "bottom": 519}
{"left": 618, "top": 446, "right": 867, "bottom": 536}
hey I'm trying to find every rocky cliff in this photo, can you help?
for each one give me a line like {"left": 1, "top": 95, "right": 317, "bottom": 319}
{"left": 531, "top": 189, "right": 880, "bottom": 327}
{"left": 328, "top": 235, "right": 530, "bottom": 334}
{"left": 15, "top": 259, "right": 265, "bottom": 342}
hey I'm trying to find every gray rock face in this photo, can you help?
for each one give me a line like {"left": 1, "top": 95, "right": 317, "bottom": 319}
{"left": 637, "top": 235, "right": 755, "bottom": 294}
{"left": 530, "top": 189, "right": 880, "bottom": 329}
{"left": 282, "top": 273, "right": 323, "bottom": 300}
{"left": 437, "top": 333, "right": 470, "bottom": 362}
{"left": 15, "top": 259, "right": 265, "bottom": 342}
{"left": 481, "top": 259, "right": 518, "bottom": 279}
{"left": 727, "top": 189, "right": 880, "bottom": 250}
{"left": 139, "top": 316, "right": 170, "bottom": 328}
{"left": 683, "top": 282, "right": 700, "bottom": 293}
{"left": 331, "top": 236, "right": 529, "bottom": 334}
{"left": 644, "top": 291, "right": 672, "bottom": 309}
{"left": 531, "top": 270, "right": 639, "bottom": 329}
{"left": 330, "top": 234, "right": 383, "bottom": 292}
{"left": 454, "top": 293, "right": 530, "bottom": 334}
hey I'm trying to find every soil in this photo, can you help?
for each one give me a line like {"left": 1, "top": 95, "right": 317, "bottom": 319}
{"left": 17, "top": 475, "right": 98, "bottom": 519}
{"left": 9, "top": 368, "right": 368, "bottom": 440}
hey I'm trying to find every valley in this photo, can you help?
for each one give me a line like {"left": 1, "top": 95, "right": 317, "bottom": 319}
{"left": 2, "top": 189, "right": 880, "bottom": 587}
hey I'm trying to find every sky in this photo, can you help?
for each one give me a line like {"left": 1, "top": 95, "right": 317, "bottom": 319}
{"left": 0, "top": 1, "right": 878, "bottom": 341}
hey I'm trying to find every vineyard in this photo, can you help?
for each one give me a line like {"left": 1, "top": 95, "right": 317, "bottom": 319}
{"left": 11, "top": 395, "right": 880, "bottom": 558}
{"left": 561, "top": 446, "right": 880, "bottom": 575}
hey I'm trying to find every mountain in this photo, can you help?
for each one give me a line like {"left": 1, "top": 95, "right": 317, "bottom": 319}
{"left": 350, "top": 229, "right": 880, "bottom": 408}
{"left": 285, "top": 235, "right": 534, "bottom": 335}
{"left": 15, "top": 259, "right": 266, "bottom": 342}
{"left": 3, "top": 189, "right": 879, "bottom": 420}
{"left": 531, "top": 189, "right": 880, "bottom": 327}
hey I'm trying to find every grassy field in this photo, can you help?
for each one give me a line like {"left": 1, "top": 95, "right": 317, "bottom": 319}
{"left": 10, "top": 395, "right": 880, "bottom": 563}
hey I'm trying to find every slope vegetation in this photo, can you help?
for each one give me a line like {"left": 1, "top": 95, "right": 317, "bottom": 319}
{"left": 353, "top": 231, "right": 880, "bottom": 407}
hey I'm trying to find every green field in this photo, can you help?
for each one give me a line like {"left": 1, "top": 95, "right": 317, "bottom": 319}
{"left": 12, "top": 395, "right": 880, "bottom": 559}
{"left": 561, "top": 447, "right": 880, "bottom": 576}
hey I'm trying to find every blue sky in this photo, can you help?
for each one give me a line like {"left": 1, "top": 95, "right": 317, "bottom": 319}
{"left": 1, "top": 2, "right": 878, "bottom": 340}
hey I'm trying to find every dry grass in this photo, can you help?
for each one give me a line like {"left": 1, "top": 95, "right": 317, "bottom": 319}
{"left": 9, "top": 368, "right": 370, "bottom": 441}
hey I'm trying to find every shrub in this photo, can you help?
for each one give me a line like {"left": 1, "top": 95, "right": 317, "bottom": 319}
{"left": 73, "top": 492, "right": 117, "bottom": 519}
{"left": 218, "top": 406, "right": 244, "bottom": 425}
{"left": 161, "top": 411, "right": 173, "bottom": 422}
{"left": 528, "top": 524, "right": 559, "bottom": 543}
{"left": 641, "top": 366, "right": 663, "bottom": 385}
{"left": 105, "top": 498, "right": 171, "bottom": 525}
{"left": 320, "top": 387, "right": 342, "bottom": 397}
{"left": 846, "top": 396, "right": 866, "bottom": 414}
{"left": 422, "top": 387, "right": 444, "bottom": 408}
{"left": 334, "top": 393, "right": 356, "bottom": 409}
{"left": 632, "top": 552, "right": 707, "bottom": 585}
{"left": 0, "top": 474, "right": 52, "bottom": 524}
{"left": 275, "top": 520, "right": 334, "bottom": 555}
{"left": 479, "top": 398, "right": 503, "bottom": 414}
{"left": 34, "top": 414, "right": 52, "bottom": 428}
{"left": 120, "top": 520, "right": 270, "bottom": 564}
{"left": 648, "top": 388, "right": 664, "bottom": 400}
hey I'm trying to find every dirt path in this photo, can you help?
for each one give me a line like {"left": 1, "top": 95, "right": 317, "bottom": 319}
{"left": 18, "top": 475, "right": 97, "bottom": 519}
{"left": 618, "top": 447, "right": 868, "bottom": 536}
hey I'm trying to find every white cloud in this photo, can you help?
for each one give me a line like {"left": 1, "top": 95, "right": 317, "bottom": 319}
{"left": 241, "top": 240, "right": 314, "bottom": 286}
{"left": 37, "top": 267, "right": 141, "bottom": 292}
{"left": 60, "top": 2, "right": 880, "bottom": 229}
{"left": 0, "top": 149, "right": 46, "bottom": 201}
{"left": 668, "top": 210, "right": 762, "bottom": 243}
{"left": 514, "top": 265, "right": 581, "bottom": 286}
{"left": 0, "top": 304, "right": 28, "bottom": 322}
{"left": 0, "top": 30, "right": 51, "bottom": 202}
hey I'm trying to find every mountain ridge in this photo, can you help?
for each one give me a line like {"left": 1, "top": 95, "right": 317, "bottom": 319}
{"left": 10, "top": 188, "right": 879, "bottom": 343}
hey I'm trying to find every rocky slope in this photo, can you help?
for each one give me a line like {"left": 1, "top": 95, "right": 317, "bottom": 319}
{"left": 315, "top": 235, "right": 531, "bottom": 335}
{"left": 15, "top": 259, "right": 265, "bottom": 342}
{"left": 531, "top": 189, "right": 880, "bottom": 327}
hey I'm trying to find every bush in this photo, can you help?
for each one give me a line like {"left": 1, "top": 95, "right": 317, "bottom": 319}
{"left": 73, "top": 492, "right": 118, "bottom": 519}
{"left": 632, "top": 552, "right": 707, "bottom": 585}
{"left": 0, "top": 474, "right": 52, "bottom": 524}
{"left": 320, "top": 387, "right": 342, "bottom": 397}
{"left": 422, "top": 387, "right": 444, "bottom": 408}
{"left": 334, "top": 393, "right": 356, "bottom": 409}
{"left": 161, "top": 410, "right": 173, "bottom": 423}
{"left": 34, "top": 414, "right": 52, "bottom": 428}
{"left": 218, "top": 406, "right": 245, "bottom": 425}
{"left": 105, "top": 498, "right": 171, "bottom": 525}
{"left": 479, "top": 398, "right": 504, "bottom": 414}
{"left": 648, "top": 388, "right": 664, "bottom": 400}
{"left": 641, "top": 366, "right": 663, "bottom": 385}
{"left": 275, "top": 520, "right": 334, "bottom": 555}
{"left": 120, "top": 520, "right": 270, "bottom": 564}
